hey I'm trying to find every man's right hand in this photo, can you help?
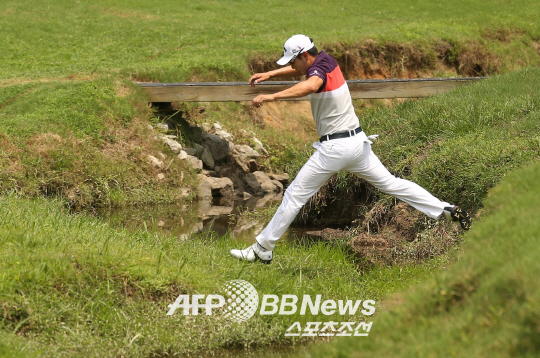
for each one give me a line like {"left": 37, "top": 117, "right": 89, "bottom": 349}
{"left": 249, "top": 73, "right": 271, "bottom": 87}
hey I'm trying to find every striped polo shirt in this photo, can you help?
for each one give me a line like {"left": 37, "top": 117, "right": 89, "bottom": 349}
{"left": 307, "top": 51, "right": 360, "bottom": 137}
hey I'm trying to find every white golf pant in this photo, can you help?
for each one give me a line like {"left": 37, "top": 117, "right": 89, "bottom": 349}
{"left": 256, "top": 131, "right": 451, "bottom": 250}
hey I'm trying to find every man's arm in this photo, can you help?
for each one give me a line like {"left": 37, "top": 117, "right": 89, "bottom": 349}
{"left": 249, "top": 66, "right": 301, "bottom": 87}
{"left": 252, "top": 76, "right": 323, "bottom": 107}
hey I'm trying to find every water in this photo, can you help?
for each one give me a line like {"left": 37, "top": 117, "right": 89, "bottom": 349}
{"left": 94, "top": 193, "right": 317, "bottom": 243}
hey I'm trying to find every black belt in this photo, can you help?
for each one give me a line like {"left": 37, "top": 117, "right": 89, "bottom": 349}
{"left": 320, "top": 126, "right": 362, "bottom": 142}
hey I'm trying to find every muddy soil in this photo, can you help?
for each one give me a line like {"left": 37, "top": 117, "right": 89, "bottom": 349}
{"left": 306, "top": 203, "right": 461, "bottom": 267}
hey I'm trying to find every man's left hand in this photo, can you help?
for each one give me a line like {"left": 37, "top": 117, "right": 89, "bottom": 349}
{"left": 252, "top": 94, "right": 274, "bottom": 108}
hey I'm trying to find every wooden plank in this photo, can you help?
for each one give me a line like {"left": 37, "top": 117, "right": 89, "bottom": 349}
{"left": 138, "top": 77, "right": 484, "bottom": 102}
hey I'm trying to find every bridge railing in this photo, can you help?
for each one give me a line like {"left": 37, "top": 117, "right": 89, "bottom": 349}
{"left": 137, "top": 77, "right": 485, "bottom": 102}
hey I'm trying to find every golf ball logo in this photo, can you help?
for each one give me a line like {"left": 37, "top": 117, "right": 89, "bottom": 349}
{"left": 222, "top": 280, "right": 259, "bottom": 322}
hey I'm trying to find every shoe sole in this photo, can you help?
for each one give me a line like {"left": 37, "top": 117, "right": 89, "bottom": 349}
{"left": 452, "top": 206, "right": 471, "bottom": 231}
{"left": 230, "top": 251, "right": 273, "bottom": 264}
{"left": 233, "top": 256, "right": 272, "bottom": 264}
{"left": 255, "top": 256, "right": 272, "bottom": 264}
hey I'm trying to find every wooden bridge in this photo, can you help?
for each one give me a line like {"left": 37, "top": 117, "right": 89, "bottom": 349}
{"left": 138, "top": 77, "right": 484, "bottom": 102}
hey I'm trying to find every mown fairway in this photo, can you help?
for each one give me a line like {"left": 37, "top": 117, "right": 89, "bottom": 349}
{"left": 1, "top": 0, "right": 539, "bottom": 82}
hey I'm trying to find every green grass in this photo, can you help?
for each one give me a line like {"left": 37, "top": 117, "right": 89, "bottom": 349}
{"left": 1, "top": 80, "right": 134, "bottom": 138}
{"left": 299, "top": 159, "right": 540, "bottom": 358}
{"left": 1, "top": 1, "right": 540, "bottom": 356}
{"left": 0, "top": 0, "right": 539, "bottom": 82}
{"left": 0, "top": 195, "right": 453, "bottom": 357}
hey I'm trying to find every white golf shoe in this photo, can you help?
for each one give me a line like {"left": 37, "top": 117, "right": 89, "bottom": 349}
{"left": 230, "top": 242, "right": 273, "bottom": 264}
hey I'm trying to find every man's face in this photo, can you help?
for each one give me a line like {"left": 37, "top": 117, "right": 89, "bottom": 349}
{"left": 290, "top": 53, "right": 309, "bottom": 75}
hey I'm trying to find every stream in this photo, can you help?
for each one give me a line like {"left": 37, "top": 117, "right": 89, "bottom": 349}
{"left": 95, "top": 193, "right": 317, "bottom": 244}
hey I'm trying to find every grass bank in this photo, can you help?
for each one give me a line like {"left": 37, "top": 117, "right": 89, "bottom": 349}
{"left": 0, "top": 77, "right": 199, "bottom": 209}
{"left": 301, "top": 159, "right": 540, "bottom": 358}
{"left": 0, "top": 195, "right": 454, "bottom": 357}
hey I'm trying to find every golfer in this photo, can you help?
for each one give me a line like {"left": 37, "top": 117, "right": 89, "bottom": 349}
{"left": 230, "top": 34, "right": 471, "bottom": 264}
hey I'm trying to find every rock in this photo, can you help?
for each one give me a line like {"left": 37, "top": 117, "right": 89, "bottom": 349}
{"left": 184, "top": 147, "right": 196, "bottom": 156}
{"left": 269, "top": 173, "right": 290, "bottom": 185}
{"left": 148, "top": 155, "right": 164, "bottom": 168}
{"left": 213, "top": 122, "right": 223, "bottom": 130}
{"left": 272, "top": 179, "right": 283, "bottom": 193}
{"left": 177, "top": 150, "right": 188, "bottom": 160}
{"left": 157, "top": 173, "right": 165, "bottom": 180}
{"left": 191, "top": 126, "right": 203, "bottom": 144}
{"left": 205, "top": 206, "right": 233, "bottom": 216}
{"left": 158, "top": 152, "right": 167, "bottom": 160}
{"left": 200, "top": 145, "right": 215, "bottom": 169}
{"left": 194, "top": 143, "right": 204, "bottom": 154}
{"left": 252, "top": 137, "right": 268, "bottom": 155}
{"left": 248, "top": 159, "right": 258, "bottom": 173}
{"left": 197, "top": 175, "right": 234, "bottom": 200}
{"left": 202, "top": 169, "right": 217, "bottom": 177}
{"left": 305, "top": 228, "right": 350, "bottom": 241}
{"left": 260, "top": 180, "right": 277, "bottom": 193}
{"left": 218, "top": 165, "right": 232, "bottom": 178}
{"left": 254, "top": 193, "right": 281, "bottom": 208}
{"left": 160, "top": 136, "right": 183, "bottom": 154}
{"left": 215, "top": 129, "right": 234, "bottom": 141}
{"left": 186, "top": 155, "right": 203, "bottom": 172}
{"left": 202, "top": 133, "right": 230, "bottom": 162}
{"left": 201, "top": 122, "right": 212, "bottom": 132}
{"left": 232, "top": 154, "right": 250, "bottom": 174}
{"left": 197, "top": 177, "right": 213, "bottom": 200}
{"left": 155, "top": 123, "right": 169, "bottom": 132}
{"left": 234, "top": 144, "right": 259, "bottom": 159}
{"left": 242, "top": 192, "right": 252, "bottom": 200}
{"left": 245, "top": 171, "right": 278, "bottom": 194}
{"left": 230, "top": 172, "right": 246, "bottom": 192}
{"left": 180, "top": 188, "right": 190, "bottom": 197}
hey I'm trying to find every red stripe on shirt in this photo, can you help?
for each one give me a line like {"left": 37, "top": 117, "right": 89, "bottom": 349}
{"left": 321, "top": 66, "right": 346, "bottom": 93}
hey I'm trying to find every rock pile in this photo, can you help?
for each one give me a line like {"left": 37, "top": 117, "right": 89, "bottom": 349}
{"left": 152, "top": 121, "right": 289, "bottom": 205}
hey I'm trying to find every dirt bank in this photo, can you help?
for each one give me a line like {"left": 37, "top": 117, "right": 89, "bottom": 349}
{"left": 306, "top": 203, "right": 462, "bottom": 267}
{"left": 249, "top": 39, "right": 500, "bottom": 79}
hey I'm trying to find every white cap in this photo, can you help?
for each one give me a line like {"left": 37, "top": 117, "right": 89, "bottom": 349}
{"left": 276, "top": 34, "right": 315, "bottom": 66}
